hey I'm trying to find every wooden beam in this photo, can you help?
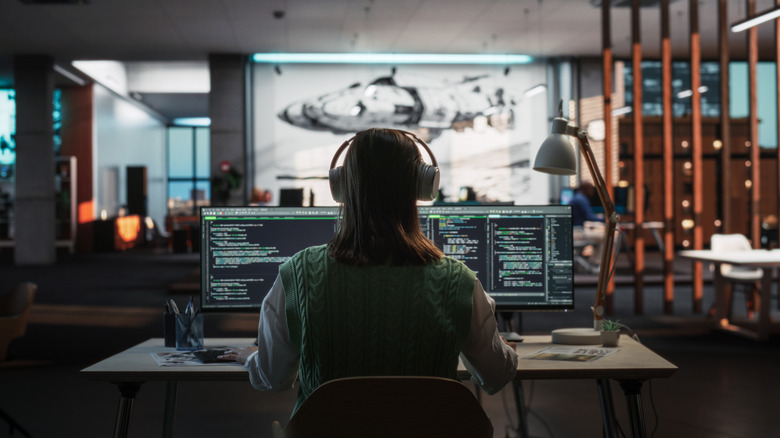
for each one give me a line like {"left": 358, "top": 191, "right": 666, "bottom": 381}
{"left": 777, "top": 0, "right": 780, "bottom": 257}
{"left": 748, "top": 0, "right": 760, "bottom": 248}
{"left": 690, "top": 0, "right": 704, "bottom": 313}
{"left": 719, "top": 0, "right": 732, "bottom": 235}
{"left": 632, "top": 0, "right": 645, "bottom": 315}
{"left": 661, "top": 0, "right": 674, "bottom": 314}
{"left": 602, "top": 0, "right": 615, "bottom": 315}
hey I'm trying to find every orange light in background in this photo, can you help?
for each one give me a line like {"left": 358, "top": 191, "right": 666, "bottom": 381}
{"left": 78, "top": 201, "right": 94, "bottom": 223}
{"left": 116, "top": 216, "right": 140, "bottom": 242}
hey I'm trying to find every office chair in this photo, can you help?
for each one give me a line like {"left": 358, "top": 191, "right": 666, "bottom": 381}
{"left": 274, "top": 376, "right": 493, "bottom": 438}
{"left": 0, "top": 282, "right": 37, "bottom": 362}
{"left": 709, "top": 234, "right": 762, "bottom": 319}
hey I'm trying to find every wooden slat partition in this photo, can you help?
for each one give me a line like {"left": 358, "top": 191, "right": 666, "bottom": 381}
{"left": 631, "top": 0, "right": 645, "bottom": 314}
{"left": 690, "top": 0, "right": 704, "bottom": 313}
{"left": 719, "top": 0, "right": 732, "bottom": 234}
{"left": 661, "top": 0, "right": 674, "bottom": 314}
{"left": 777, "top": 0, "right": 780, "bottom": 260}
{"left": 602, "top": 0, "right": 615, "bottom": 315}
{"left": 748, "top": 0, "right": 761, "bottom": 248}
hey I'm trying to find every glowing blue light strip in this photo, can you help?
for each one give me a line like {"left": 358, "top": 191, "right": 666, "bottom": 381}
{"left": 172, "top": 117, "right": 211, "bottom": 127}
{"left": 252, "top": 53, "right": 533, "bottom": 65}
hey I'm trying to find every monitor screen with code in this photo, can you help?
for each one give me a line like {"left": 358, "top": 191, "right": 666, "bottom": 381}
{"left": 200, "top": 205, "right": 573, "bottom": 312}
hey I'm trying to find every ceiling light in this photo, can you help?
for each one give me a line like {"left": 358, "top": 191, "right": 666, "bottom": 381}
{"left": 731, "top": 5, "right": 780, "bottom": 32}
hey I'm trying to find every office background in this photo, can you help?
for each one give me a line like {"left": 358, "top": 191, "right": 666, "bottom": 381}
{"left": 2, "top": 1, "right": 780, "bottom": 437}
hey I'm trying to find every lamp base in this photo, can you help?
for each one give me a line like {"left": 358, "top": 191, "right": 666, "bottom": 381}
{"left": 551, "top": 327, "right": 602, "bottom": 345}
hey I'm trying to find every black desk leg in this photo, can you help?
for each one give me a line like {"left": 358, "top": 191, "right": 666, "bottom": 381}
{"left": 0, "top": 407, "right": 32, "bottom": 438}
{"left": 512, "top": 381, "right": 530, "bottom": 438}
{"left": 163, "top": 381, "right": 179, "bottom": 438}
{"left": 113, "top": 382, "right": 143, "bottom": 438}
{"left": 618, "top": 380, "right": 646, "bottom": 438}
{"left": 596, "top": 379, "right": 618, "bottom": 438}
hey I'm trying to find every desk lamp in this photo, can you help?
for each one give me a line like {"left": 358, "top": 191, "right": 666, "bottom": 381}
{"left": 534, "top": 101, "right": 619, "bottom": 344}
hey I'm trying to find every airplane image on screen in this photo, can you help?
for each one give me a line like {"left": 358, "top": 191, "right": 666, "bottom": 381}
{"left": 277, "top": 75, "right": 515, "bottom": 140}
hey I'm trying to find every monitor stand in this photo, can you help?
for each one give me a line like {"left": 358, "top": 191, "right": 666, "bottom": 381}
{"left": 497, "top": 312, "right": 524, "bottom": 343}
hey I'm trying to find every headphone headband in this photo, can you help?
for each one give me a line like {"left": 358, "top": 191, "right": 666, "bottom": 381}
{"left": 328, "top": 129, "right": 440, "bottom": 202}
{"left": 329, "top": 130, "right": 438, "bottom": 169}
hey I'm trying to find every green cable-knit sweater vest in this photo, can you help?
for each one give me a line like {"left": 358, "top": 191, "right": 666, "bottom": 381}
{"left": 280, "top": 244, "right": 475, "bottom": 415}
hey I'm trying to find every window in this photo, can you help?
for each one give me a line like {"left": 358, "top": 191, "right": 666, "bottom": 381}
{"left": 167, "top": 126, "right": 210, "bottom": 216}
{"left": 624, "top": 60, "right": 778, "bottom": 148}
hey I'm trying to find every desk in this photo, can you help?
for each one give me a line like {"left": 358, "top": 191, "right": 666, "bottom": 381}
{"left": 466, "top": 335, "right": 677, "bottom": 438}
{"left": 83, "top": 336, "right": 676, "bottom": 438}
{"left": 678, "top": 249, "right": 779, "bottom": 340}
{"left": 618, "top": 221, "right": 665, "bottom": 252}
{"left": 82, "top": 338, "right": 249, "bottom": 438}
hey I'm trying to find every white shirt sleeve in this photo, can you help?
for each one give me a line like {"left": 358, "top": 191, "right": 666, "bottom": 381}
{"left": 244, "top": 274, "right": 299, "bottom": 391}
{"left": 460, "top": 279, "right": 519, "bottom": 394}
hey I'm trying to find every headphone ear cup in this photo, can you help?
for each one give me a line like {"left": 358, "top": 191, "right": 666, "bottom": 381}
{"left": 329, "top": 167, "right": 344, "bottom": 202}
{"left": 416, "top": 163, "right": 440, "bottom": 201}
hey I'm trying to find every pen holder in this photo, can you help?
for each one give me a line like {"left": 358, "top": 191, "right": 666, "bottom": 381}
{"left": 163, "top": 313, "right": 176, "bottom": 347}
{"left": 175, "top": 314, "right": 204, "bottom": 351}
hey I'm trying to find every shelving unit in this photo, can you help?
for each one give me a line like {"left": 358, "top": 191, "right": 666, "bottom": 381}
{"left": 0, "top": 155, "right": 77, "bottom": 253}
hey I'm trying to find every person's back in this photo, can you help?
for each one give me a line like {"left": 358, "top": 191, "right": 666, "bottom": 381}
{"left": 282, "top": 244, "right": 475, "bottom": 412}
{"left": 221, "top": 128, "right": 518, "bottom": 416}
{"left": 571, "top": 181, "right": 600, "bottom": 226}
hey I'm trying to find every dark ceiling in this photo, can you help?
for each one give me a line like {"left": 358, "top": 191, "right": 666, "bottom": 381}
{"left": 2, "top": 0, "right": 780, "bottom": 119}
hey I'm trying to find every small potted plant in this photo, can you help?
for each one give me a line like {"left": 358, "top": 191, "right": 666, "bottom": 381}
{"left": 600, "top": 319, "right": 622, "bottom": 347}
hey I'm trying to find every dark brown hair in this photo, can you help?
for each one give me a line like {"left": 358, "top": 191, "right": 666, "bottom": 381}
{"left": 328, "top": 128, "right": 443, "bottom": 266}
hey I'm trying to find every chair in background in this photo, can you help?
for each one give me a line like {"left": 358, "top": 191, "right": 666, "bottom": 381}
{"left": 274, "top": 376, "right": 493, "bottom": 438}
{"left": 0, "top": 282, "right": 36, "bottom": 438}
{"left": 0, "top": 282, "right": 37, "bottom": 362}
{"left": 709, "top": 234, "right": 762, "bottom": 319}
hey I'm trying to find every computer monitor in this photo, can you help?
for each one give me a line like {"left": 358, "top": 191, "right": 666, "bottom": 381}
{"left": 417, "top": 205, "right": 574, "bottom": 311}
{"left": 200, "top": 206, "right": 340, "bottom": 312}
{"left": 200, "top": 205, "right": 574, "bottom": 312}
{"left": 560, "top": 187, "right": 575, "bottom": 205}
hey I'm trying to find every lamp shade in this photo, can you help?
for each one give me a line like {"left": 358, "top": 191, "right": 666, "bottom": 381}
{"left": 533, "top": 133, "right": 577, "bottom": 176}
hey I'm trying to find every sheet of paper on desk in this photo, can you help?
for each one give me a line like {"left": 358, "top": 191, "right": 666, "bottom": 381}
{"left": 522, "top": 346, "right": 618, "bottom": 362}
{"left": 151, "top": 348, "right": 242, "bottom": 367}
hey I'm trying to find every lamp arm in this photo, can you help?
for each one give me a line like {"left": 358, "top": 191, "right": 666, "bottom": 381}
{"left": 575, "top": 130, "right": 618, "bottom": 329}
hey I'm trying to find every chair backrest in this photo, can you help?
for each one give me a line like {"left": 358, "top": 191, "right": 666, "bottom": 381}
{"left": 282, "top": 376, "right": 493, "bottom": 438}
{"left": 710, "top": 234, "right": 761, "bottom": 277}
{"left": 0, "top": 282, "right": 37, "bottom": 361}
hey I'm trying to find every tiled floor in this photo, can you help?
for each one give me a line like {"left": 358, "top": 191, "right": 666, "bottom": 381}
{"left": 0, "top": 249, "right": 778, "bottom": 438}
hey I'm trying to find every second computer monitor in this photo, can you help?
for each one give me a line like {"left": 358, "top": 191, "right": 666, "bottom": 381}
{"left": 418, "top": 205, "right": 574, "bottom": 311}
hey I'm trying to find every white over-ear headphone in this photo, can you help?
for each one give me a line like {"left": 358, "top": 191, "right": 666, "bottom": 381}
{"left": 328, "top": 130, "right": 440, "bottom": 203}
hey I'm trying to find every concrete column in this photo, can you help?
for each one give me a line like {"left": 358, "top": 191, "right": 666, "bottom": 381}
{"left": 13, "top": 55, "right": 56, "bottom": 265}
{"left": 208, "top": 54, "right": 248, "bottom": 205}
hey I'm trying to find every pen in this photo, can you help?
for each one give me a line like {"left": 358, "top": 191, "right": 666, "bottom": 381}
{"left": 169, "top": 299, "right": 180, "bottom": 315}
{"left": 185, "top": 295, "right": 194, "bottom": 316}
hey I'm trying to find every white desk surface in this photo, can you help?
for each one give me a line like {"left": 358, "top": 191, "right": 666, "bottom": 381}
{"left": 82, "top": 336, "right": 677, "bottom": 383}
{"left": 81, "top": 338, "right": 252, "bottom": 382}
{"left": 678, "top": 249, "right": 780, "bottom": 267}
{"left": 488, "top": 335, "right": 676, "bottom": 380}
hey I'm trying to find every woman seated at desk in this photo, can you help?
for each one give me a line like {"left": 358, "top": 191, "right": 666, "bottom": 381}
{"left": 220, "top": 128, "right": 518, "bottom": 415}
